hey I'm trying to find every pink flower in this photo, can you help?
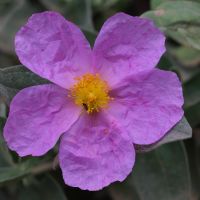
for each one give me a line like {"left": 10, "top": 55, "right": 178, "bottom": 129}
{"left": 3, "top": 11, "right": 183, "bottom": 190}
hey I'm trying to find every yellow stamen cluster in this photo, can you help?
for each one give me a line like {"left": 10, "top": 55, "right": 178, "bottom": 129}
{"left": 68, "top": 73, "right": 113, "bottom": 114}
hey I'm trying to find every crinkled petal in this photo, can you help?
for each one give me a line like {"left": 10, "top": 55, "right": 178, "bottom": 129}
{"left": 107, "top": 69, "right": 184, "bottom": 145}
{"left": 3, "top": 84, "right": 81, "bottom": 156}
{"left": 91, "top": 12, "right": 165, "bottom": 86}
{"left": 59, "top": 109, "right": 135, "bottom": 191}
{"left": 15, "top": 11, "right": 92, "bottom": 89}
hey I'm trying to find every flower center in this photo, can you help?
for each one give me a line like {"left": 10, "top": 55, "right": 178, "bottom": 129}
{"left": 68, "top": 73, "right": 113, "bottom": 114}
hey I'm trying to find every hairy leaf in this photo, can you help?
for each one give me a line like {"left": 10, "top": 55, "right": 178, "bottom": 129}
{"left": 141, "top": 1, "right": 200, "bottom": 50}
{"left": 0, "top": 65, "right": 51, "bottom": 105}
{"left": 132, "top": 141, "right": 191, "bottom": 200}
{"left": 134, "top": 117, "right": 192, "bottom": 152}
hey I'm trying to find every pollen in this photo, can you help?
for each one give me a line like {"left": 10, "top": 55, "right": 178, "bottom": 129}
{"left": 68, "top": 73, "right": 113, "bottom": 114}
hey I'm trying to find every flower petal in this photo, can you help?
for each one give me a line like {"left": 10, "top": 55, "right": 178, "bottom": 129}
{"left": 59, "top": 109, "right": 135, "bottom": 191}
{"left": 107, "top": 68, "right": 184, "bottom": 145}
{"left": 3, "top": 84, "right": 81, "bottom": 156}
{"left": 91, "top": 12, "right": 165, "bottom": 86}
{"left": 15, "top": 11, "right": 92, "bottom": 89}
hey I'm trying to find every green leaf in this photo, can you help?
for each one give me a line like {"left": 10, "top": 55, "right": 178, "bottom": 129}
{"left": 141, "top": 1, "right": 200, "bottom": 50}
{"left": 6, "top": 148, "right": 20, "bottom": 164}
{"left": 0, "top": 165, "right": 31, "bottom": 185}
{"left": 184, "top": 138, "right": 200, "bottom": 199}
{"left": 151, "top": 0, "right": 168, "bottom": 10}
{"left": 19, "top": 174, "right": 67, "bottom": 200}
{"left": 0, "top": 146, "right": 10, "bottom": 168}
{"left": 0, "top": 65, "right": 51, "bottom": 90}
{"left": 165, "top": 24, "right": 200, "bottom": 50}
{"left": 132, "top": 141, "right": 191, "bottom": 200}
{"left": 171, "top": 46, "right": 200, "bottom": 67}
{"left": 0, "top": 103, "right": 6, "bottom": 118}
{"left": 142, "top": 1, "right": 200, "bottom": 27}
{"left": 108, "top": 174, "right": 141, "bottom": 200}
{"left": 150, "top": 0, "right": 200, "bottom": 10}
{"left": 0, "top": 65, "right": 51, "bottom": 106}
{"left": 134, "top": 116, "right": 192, "bottom": 153}
{"left": 0, "top": 117, "right": 6, "bottom": 143}
{"left": 0, "top": 84, "right": 18, "bottom": 106}
{"left": 0, "top": 118, "right": 16, "bottom": 167}
{"left": 0, "top": 117, "right": 11, "bottom": 168}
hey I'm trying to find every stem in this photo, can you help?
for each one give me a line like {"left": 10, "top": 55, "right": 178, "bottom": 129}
{"left": 32, "top": 162, "right": 53, "bottom": 175}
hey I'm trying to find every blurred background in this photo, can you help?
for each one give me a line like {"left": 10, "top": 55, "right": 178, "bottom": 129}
{"left": 0, "top": 0, "right": 200, "bottom": 199}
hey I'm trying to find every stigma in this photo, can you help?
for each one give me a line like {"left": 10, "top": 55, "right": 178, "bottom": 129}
{"left": 68, "top": 73, "right": 113, "bottom": 114}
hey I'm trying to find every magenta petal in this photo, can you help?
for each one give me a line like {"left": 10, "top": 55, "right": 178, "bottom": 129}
{"left": 107, "top": 69, "right": 184, "bottom": 145}
{"left": 59, "top": 110, "right": 135, "bottom": 191}
{"left": 3, "top": 84, "right": 81, "bottom": 156}
{"left": 91, "top": 13, "right": 165, "bottom": 86}
{"left": 15, "top": 11, "right": 92, "bottom": 89}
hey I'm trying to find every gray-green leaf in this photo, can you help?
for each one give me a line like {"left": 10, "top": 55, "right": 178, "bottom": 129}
{"left": 19, "top": 174, "right": 67, "bottom": 200}
{"left": 0, "top": 117, "right": 6, "bottom": 143}
{"left": 134, "top": 117, "right": 192, "bottom": 153}
{"left": 132, "top": 141, "right": 191, "bottom": 200}
{"left": 141, "top": 1, "right": 200, "bottom": 50}
{"left": 0, "top": 165, "right": 31, "bottom": 185}
{"left": 150, "top": 0, "right": 200, "bottom": 10}
{"left": 0, "top": 65, "right": 51, "bottom": 106}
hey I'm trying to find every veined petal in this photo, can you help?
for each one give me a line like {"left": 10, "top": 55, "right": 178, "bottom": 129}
{"left": 107, "top": 69, "right": 184, "bottom": 144}
{"left": 59, "top": 109, "right": 135, "bottom": 191}
{"left": 3, "top": 84, "right": 81, "bottom": 156}
{"left": 15, "top": 11, "right": 92, "bottom": 89}
{"left": 91, "top": 12, "right": 165, "bottom": 87}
